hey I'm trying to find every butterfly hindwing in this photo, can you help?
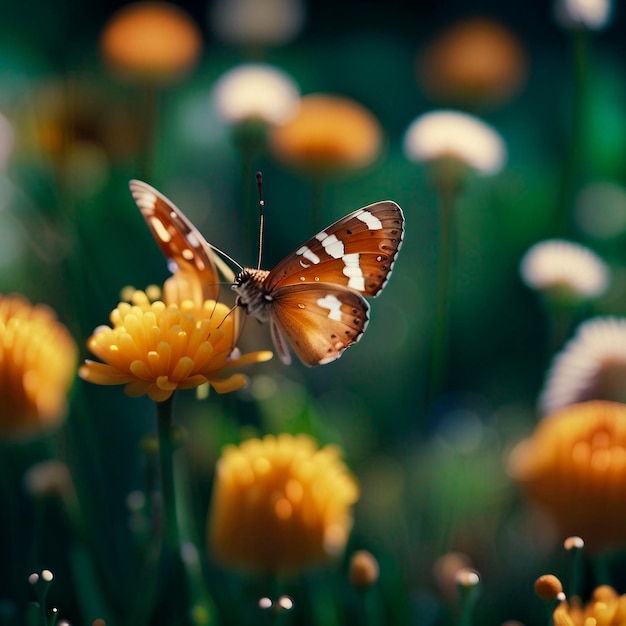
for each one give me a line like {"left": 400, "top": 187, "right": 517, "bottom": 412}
{"left": 130, "top": 179, "right": 404, "bottom": 367}
{"left": 268, "top": 283, "right": 370, "bottom": 366}
{"left": 129, "top": 180, "right": 234, "bottom": 304}
{"left": 266, "top": 201, "right": 404, "bottom": 298}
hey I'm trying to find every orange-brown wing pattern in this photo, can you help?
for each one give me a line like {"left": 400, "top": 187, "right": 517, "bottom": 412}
{"left": 265, "top": 201, "right": 404, "bottom": 298}
{"left": 129, "top": 180, "right": 234, "bottom": 304}
{"left": 268, "top": 283, "right": 370, "bottom": 366}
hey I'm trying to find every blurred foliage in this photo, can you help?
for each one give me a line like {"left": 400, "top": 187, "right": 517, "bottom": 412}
{"left": 3, "top": 1, "right": 626, "bottom": 625}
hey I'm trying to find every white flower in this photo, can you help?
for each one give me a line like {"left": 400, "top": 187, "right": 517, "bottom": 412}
{"left": 554, "top": 0, "right": 612, "bottom": 30}
{"left": 210, "top": 0, "right": 306, "bottom": 46}
{"left": 520, "top": 239, "right": 609, "bottom": 301}
{"left": 213, "top": 63, "right": 299, "bottom": 126}
{"left": 403, "top": 110, "right": 506, "bottom": 175}
{"left": 539, "top": 317, "right": 626, "bottom": 415}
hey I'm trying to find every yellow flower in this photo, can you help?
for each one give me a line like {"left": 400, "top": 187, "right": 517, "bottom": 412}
{"left": 79, "top": 289, "right": 272, "bottom": 402}
{"left": 553, "top": 586, "right": 626, "bottom": 626}
{"left": 0, "top": 294, "right": 77, "bottom": 439}
{"left": 208, "top": 433, "right": 359, "bottom": 573}
{"left": 100, "top": 2, "right": 202, "bottom": 83}
{"left": 509, "top": 401, "right": 626, "bottom": 551}
{"left": 269, "top": 94, "right": 383, "bottom": 176}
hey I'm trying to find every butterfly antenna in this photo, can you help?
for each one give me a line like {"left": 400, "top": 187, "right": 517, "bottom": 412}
{"left": 256, "top": 171, "right": 265, "bottom": 271}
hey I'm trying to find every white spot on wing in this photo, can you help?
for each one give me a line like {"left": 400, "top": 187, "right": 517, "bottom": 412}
{"left": 317, "top": 294, "right": 343, "bottom": 321}
{"left": 356, "top": 209, "right": 383, "bottom": 230}
{"left": 320, "top": 234, "right": 344, "bottom": 259}
{"left": 296, "top": 246, "right": 321, "bottom": 265}
{"left": 150, "top": 217, "right": 172, "bottom": 242}
{"left": 342, "top": 253, "right": 365, "bottom": 291}
{"left": 187, "top": 232, "right": 200, "bottom": 248}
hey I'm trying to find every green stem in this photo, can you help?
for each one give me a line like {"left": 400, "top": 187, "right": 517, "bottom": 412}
{"left": 233, "top": 120, "right": 267, "bottom": 255}
{"left": 566, "top": 540, "right": 585, "bottom": 600}
{"left": 155, "top": 394, "right": 191, "bottom": 626}
{"left": 592, "top": 552, "right": 611, "bottom": 587}
{"left": 310, "top": 176, "right": 326, "bottom": 232}
{"left": 137, "top": 84, "right": 160, "bottom": 182}
{"left": 555, "top": 28, "right": 589, "bottom": 236}
{"left": 156, "top": 394, "right": 180, "bottom": 557}
{"left": 428, "top": 180, "right": 460, "bottom": 405}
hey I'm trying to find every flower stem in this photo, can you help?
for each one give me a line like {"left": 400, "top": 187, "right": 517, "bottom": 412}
{"left": 428, "top": 176, "right": 461, "bottom": 405}
{"left": 310, "top": 175, "right": 326, "bottom": 232}
{"left": 157, "top": 394, "right": 180, "bottom": 555}
{"left": 555, "top": 28, "right": 589, "bottom": 236}
{"left": 137, "top": 84, "right": 160, "bottom": 182}
{"left": 155, "top": 394, "right": 191, "bottom": 625}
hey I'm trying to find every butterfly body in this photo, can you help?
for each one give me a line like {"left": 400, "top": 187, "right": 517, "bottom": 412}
{"left": 129, "top": 180, "right": 404, "bottom": 367}
{"left": 234, "top": 268, "right": 273, "bottom": 322}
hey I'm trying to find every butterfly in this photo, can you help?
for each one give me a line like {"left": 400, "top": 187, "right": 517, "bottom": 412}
{"left": 129, "top": 179, "right": 404, "bottom": 367}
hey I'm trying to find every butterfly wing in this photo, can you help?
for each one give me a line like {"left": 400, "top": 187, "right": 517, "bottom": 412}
{"left": 265, "top": 201, "right": 404, "bottom": 298}
{"left": 129, "top": 180, "right": 235, "bottom": 305}
{"left": 268, "top": 283, "right": 370, "bottom": 366}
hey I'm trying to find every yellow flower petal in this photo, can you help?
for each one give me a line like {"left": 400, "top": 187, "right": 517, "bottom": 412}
{"left": 209, "top": 433, "right": 359, "bottom": 573}
{"left": 79, "top": 361, "right": 135, "bottom": 385}
{"left": 0, "top": 294, "right": 77, "bottom": 439}
{"left": 80, "top": 290, "right": 272, "bottom": 401}
{"left": 208, "top": 374, "right": 248, "bottom": 394}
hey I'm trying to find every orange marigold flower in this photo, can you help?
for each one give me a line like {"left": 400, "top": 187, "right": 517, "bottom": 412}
{"left": 100, "top": 2, "right": 202, "bottom": 83}
{"left": 208, "top": 433, "right": 359, "bottom": 573}
{"left": 79, "top": 289, "right": 271, "bottom": 402}
{"left": 0, "top": 294, "right": 77, "bottom": 439}
{"left": 417, "top": 18, "right": 527, "bottom": 108}
{"left": 269, "top": 94, "right": 383, "bottom": 175}
{"left": 553, "top": 585, "right": 626, "bottom": 626}
{"left": 509, "top": 400, "right": 626, "bottom": 551}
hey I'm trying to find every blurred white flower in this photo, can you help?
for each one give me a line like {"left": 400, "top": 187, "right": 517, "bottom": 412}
{"left": 403, "top": 110, "right": 506, "bottom": 175}
{"left": 0, "top": 112, "right": 14, "bottom": 170}
{"left": 539, "top": 317, "right": 626, "bottom": 415}
{"left": 554, "top": 0, "right": 612, "bottom": 30}
{"left": 575, "top": 181, "right": 626, "bottom": 239}
{"left": 210, "top": 0, "right": 306, "bottom": 46}
{"left": 213, "top": 63, "right": 300, "bottom": 126}
{"left": 23, "top": 460, "right": 72, "bottom": 498}
{"left": 520, "top": 239, "right": 609, "bottom": 302}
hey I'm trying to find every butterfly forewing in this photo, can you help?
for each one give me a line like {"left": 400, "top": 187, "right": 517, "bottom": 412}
{"left": 266, "top": 201, "right": 404, "bottom": 297}
{"left": 129, "top": 179, "right": 404, "bottom": 367}
{"left": 269, "top": 284, "right": 370, "bottom": 366}
{"left": 129, "top": 180, "right": 235, "bottom": 303}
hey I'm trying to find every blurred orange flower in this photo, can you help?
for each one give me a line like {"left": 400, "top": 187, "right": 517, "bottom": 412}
{"left": 100, "top": 2, "right": 202, "bottom": 83}
{"left": 208, "top": 433, "right": 359, "bottom": 573}
{"left": 0, "top": 295, "right": 77, "bottom": 439}
{"left": 418, "top": 18, "right": 527, "bottom": 108}
{"left": 79, "top": 289, "right": 271, "bottom": 402}
{"left": 269, "top": 94, "right": 383, "bottom": 176}
{"left": 553, "top": 585, "right": 626, "bottom": 626}
{"left": 509, "top": 401, "right": 626, "bottom": 551}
